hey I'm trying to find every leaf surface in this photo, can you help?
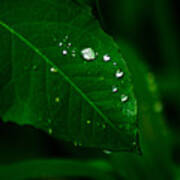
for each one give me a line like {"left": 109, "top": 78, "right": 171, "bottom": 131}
{"left": 0, "top": 0, "right": 138, "bottom": 151}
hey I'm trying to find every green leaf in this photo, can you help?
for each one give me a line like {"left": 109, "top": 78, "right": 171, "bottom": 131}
{"left": 0, "top": 0, "right": 138, "bottom": 152}
{"left": 110, "top": 40, "right": 174, "bottom": 179}
{"left": 0, "top": 159, "right": 114, "bottom": 180}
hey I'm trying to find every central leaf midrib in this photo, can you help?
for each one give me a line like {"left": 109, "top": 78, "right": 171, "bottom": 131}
{"left": 0, "top": 21, "right": 119, "bottom": 131}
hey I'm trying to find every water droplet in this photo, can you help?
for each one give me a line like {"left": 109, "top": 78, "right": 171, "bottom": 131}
{"left": 50, "top": 67, "right": 58, "bottom": 73}
{"left": 113, "top": 62, "right": 117, "bottom": 66}
{"left": 112, "top": 86, "right": 118, "bottom": 93}
{"left": 72, "top": 53, "right": 76, "bottom": 57}
{"left": 103, "top": 54, "right": 111, "bottom": 62}
{"left": 121, "top": 94, "right": 128, "bottom": 102}
{"left": 86, "top": 120, "right": 91, "bottom": 124}
{"left": 48, "top": 128, "right": 53, "bottom": 134}
{"left": 62, "top": 50, "right": 68, "bottom": 55}
{"left": 103, "top": 150, "right": 112, "bottom": 155}
{"left": 55, "top": 97, "right": 60, "bottom": 103}
{"left": 81, "top": 48, "right": 96, "bottom": 61}
{"left": 68, "top": 42, "right": 72, "bottom": 47}
{"left": 115, "top": 69, "right": 124, "bottom": 78}
{"left": 59, "top": 42, "right": 63, "bottom": 47}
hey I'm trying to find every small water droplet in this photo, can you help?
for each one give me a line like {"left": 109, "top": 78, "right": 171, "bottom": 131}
{"left": 103, "top": 150, "right": 112, "bottom": 155}
{"left": 48, "top": 128, "right": 53, "bottom": 134}
{"left": 62, "top": 50, "right": 68, "bottom": 55}
{"left": 112, "top": 86, "right": 118, "bottom": 93}
{"left": 115, "top": 69, "right": 124, "bottom": 78}
{"left": 103, "top": 54, "right": 111, "bottom": 62}
{"left": 59, "top": 42, "right": 63, "bottom": 47}
{"left": 86, "top": 120, "right": 91, "bottom": 124}
{"left": 55, "top": 97, "right": 60, "bottom": 103}
{"left": 113, "top": 62, "right": 117, "bottom": 66}
{"left": 121, "top": 94, "right": 128, "bottom": 102}
{"left": 50, "top": 67, "right": 58, "bottom": 73}
{"left": 64, "top": 35, "right": 69, "bottom": 40}
{"left": 81, "top": 48, "right": 96, "bottom": 61}
{"left": 68, "top": 42, "right": 72, "bottom": 47}
{"left": 72, "top": 53, "right": 76, "bottom": 57}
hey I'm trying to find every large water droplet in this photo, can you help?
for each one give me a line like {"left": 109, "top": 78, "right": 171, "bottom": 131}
{"left": 121, "top": 94, "right": 128, "bottom": 102}
{"left": 62, "top": 50, "right": 68, "bottom": 55}
{"left": 115, "top": 69, "right": 124, "bottom": 78}
{"left": 103, "top": 54, "right": 111, "bottom": 62}
{"left": 112, "top": 86, "right": 118, "bottom": 93}
{"left": 81, "top": 48, "right": 96, "bottom": 61}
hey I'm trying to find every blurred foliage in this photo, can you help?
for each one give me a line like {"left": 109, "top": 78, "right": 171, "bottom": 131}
{"left": 0, "top": 0, "right": 179, "bottom": 179}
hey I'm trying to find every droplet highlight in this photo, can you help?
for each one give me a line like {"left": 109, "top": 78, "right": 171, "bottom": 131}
{"left": 121, "top": 94, "right": 128, "bottom": 102}
{"left": 112, "top": 86, "right": 118, "bottom": 93}
{"left": 62, "top": 50, "right": 68, "bottom": 55}
{"left": 103, "top": 54, "right": 111, "bottom": 62}
{"left": 50, "top": 67, "right": 58, "bottom": 73}
{"left": 115, "top": 69, "right": 124, "bottom": 78}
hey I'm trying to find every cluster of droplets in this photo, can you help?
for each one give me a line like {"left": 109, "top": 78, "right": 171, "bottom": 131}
{"left": 57, "top": 35, "right": 77, "bottom": 58}
{"left": 80, "top": 48, "right": 129, "bottom": 103}
{"left": 81, "top": 48, "right": 129, "bottom": 102}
